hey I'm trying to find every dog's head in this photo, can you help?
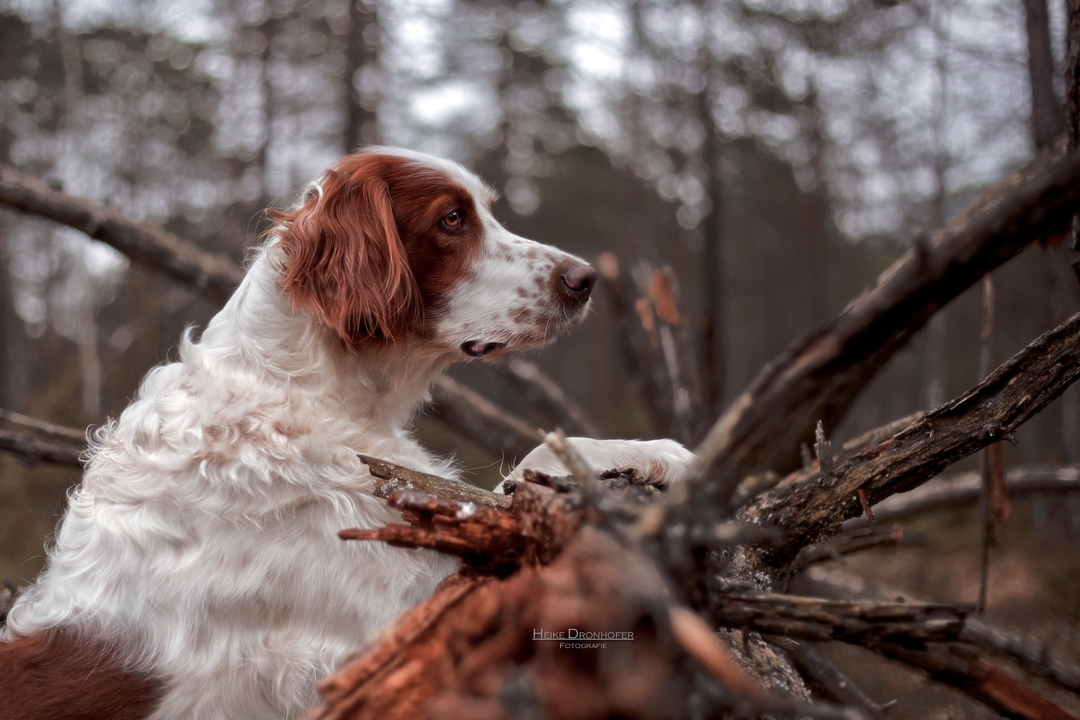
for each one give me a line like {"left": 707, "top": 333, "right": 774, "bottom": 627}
{"left": 271, "top": 148, "right": 595, "bottom": 360}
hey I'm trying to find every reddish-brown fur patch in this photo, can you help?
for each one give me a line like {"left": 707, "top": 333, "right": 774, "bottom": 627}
{"left": 0, "top": 627, "right": 163, "bottom": 719}
{"left": 272, "top": 153, "right": 484, "bottom": 350}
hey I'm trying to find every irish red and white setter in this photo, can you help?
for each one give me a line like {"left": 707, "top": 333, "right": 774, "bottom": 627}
{"left": 0, "top": 148, "right": 693, "bottom": 719}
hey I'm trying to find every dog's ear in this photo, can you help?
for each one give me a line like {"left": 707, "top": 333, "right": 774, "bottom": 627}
{"left": 273, "top": 166, "right": 421, "bottom": 349}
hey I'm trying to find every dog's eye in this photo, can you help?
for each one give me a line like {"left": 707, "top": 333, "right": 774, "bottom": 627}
{"left": 441, "top": 209, "right": 463, "bottom": 230}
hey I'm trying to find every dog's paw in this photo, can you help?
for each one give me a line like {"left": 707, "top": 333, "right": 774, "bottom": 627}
{"left": 616, "top": 438, "right": 696, "bottom": 486}
{"left": 501, "top": 437, "right": 695, "bottom": 490}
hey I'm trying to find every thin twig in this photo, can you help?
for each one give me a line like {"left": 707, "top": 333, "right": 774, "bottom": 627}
{"left": 792, "top": 525, "right": 906, "bottom": 573}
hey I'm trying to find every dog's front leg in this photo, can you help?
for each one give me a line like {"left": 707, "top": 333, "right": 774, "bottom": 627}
{"left": 498, "top": 437, "right": 695, "bottom": 492}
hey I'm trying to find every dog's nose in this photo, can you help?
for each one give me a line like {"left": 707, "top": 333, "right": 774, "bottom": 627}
{"left": 559, "top": 262, "right": 597, "bottom": 301}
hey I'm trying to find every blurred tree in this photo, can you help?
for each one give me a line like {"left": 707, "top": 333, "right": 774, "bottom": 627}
{"left": 345, "top": 0, "right": 380, "bottom": 148}
{"left": 1021, "top": 0, "right": 1080, "bottom": 472}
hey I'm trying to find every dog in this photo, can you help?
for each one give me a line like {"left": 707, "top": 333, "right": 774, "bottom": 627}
{"left": 1, "top": 148, "right": 694, "bottom": 719}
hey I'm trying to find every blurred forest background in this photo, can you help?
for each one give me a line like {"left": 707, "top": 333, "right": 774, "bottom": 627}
{"left": 0, "top": 0, "right": 1078, "bottom": 714}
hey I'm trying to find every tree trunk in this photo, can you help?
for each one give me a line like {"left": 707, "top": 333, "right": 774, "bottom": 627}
{"left": 344, "top": 0, "right": 380, "bottom": 150}
{"left": 1024, "top": 0, "right": 1066, "bottom": 149}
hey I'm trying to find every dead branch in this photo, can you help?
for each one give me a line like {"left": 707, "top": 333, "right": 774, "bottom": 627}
{"left": 776, "top": 638, "right": 888, "bottom": 719}
{"left": 309, "top": 528, "right": 681, "bottom": 720}
{"left": 340, "top": 482, "right": 577, "bottom": 571}
{"left": 978, "top": 274, "right": 1006, "bottom": 611}
{"left": 963, "top": 619, "right": 1080, "bottom": 697}
{"left": 0, "top": 408, "right": 86, "bottom": 443}
{"left": 0, "top": 163, "right": 244, "bottom": 303}
{"left": 668, "top": 605, "right": 766, "bottom": 699}
{"left": 596, "top": 253, "right": 673, "bottom": 437}
{"left": 837, "top": 412, "right": 924, "bottom": 462}
{"left": 799, "top": 567, "right": 1080, "bottom": 703}
{"left": 0, "top": 408, "right": 85, "bottom": 466}
{"left": 791, "top": 525, "right": 907, "bottom": 573}
{"left": 867, "top": 641, "right": 1080, "bottom": 720}
{"left": 359, "top": 456, "right": 510, "bottom": 510}
{"left": 711, "top": 592, "right": 972, "bottom": 646}
{"left": 741, "top": 309, "right": 1080, "bottom": 570}
{"left": 506, "top": 360, "right": 600, "bottom": 438}
{"left": 646, "top": 267, "right": 701, "bottom": 443}
{"left": 693, "top": 142, "right": 1080, "bottom": 481}
{"left": 429, "top": 376, "right": 539, "bottom": 463}
{"left": 847, "top": 464, "right": 1080, "bottom": 525}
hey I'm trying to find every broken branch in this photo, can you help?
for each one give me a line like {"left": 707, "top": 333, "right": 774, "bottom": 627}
{"left": 867, "top": 640, "right": 1080, "bottom": 720}
{"left": 800, "top": 567, "right": 1080, "bottom": 704}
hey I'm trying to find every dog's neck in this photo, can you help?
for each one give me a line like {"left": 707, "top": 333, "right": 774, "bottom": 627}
{"left": 191, "top": 244, "right": 452, "bottom": 432}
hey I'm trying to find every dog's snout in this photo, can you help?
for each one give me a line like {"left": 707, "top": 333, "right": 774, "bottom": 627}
{"left": 559, "top": 262, "right": 597, "bottom": 302}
